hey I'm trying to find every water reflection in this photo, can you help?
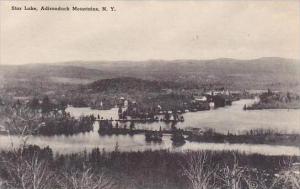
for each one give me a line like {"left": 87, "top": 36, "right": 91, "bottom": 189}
{"left": 66, "top": 99, "right": 300, "bottom": 134}
{"left": 0, "top": 99, "right": 299, "bottom": 156}
{"left": 1, "top": 134, "right": 299, "bottom": 156}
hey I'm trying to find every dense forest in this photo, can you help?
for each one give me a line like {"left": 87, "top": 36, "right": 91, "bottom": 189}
{"left": 0, "top": 145, "right": 299, "bottom": 189}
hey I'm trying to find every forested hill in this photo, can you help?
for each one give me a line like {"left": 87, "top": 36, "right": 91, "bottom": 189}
{"left": 1, "top": 57, "right": 300, "bottom": 92}
{"left": 0, "top": 64, "right": 114, "bottom": 85}
{"left": 6, "top": 64, "right": 112, "bottom": 79}
{"left": 86, "top": 77, "right": 184, "bottom": 93}
{"left": 61, "top": 57, "right": 300, "bottom": 91}
{"left": 0, "top": 64, "right": 116, "bottom": 96}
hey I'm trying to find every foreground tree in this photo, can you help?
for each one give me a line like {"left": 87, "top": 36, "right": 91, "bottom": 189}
{"left": 217, "top": 153, "right": 245, "bottom": 189}
{"left": 272, "top": 158, "right": 300, "bottom": 189}
{"left": 1, "top": 148, "right": 55, "bottom": 189}
{"left": 181, "top": 151, "right": 217, "bottom": 189}
{"left": 57, "top": 168, "right": 116, "bottom": 189}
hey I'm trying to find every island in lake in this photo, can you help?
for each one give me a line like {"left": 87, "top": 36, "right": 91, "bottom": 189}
{"left": 245, "top": 89, "right": 300, "bottom": 110}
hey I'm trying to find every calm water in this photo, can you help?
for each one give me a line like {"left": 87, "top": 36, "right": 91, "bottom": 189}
{"left": 66, "top": 99, "right": 300, "bottom": 134}
{"left": 0, "top": 99, "right": 299, "bottom": 156}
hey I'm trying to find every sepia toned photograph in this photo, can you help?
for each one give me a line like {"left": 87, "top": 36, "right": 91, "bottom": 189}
{"left": 0, "top": 0, "right": 300, "bottom": 188}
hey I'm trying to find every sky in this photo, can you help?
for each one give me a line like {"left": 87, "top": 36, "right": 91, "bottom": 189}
{"left": 0, "top": 0, "right": 300, "bottom": 65}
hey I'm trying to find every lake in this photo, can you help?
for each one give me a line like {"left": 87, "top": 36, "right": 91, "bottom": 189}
{"left": 66, "top": 99, "right": 300, "bottom": 134}
{"left": 0, "top": 99, "right": 299, "bottom": 156}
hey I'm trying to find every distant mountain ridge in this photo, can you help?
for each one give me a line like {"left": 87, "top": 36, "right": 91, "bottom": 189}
{"left": 1, "top": 64, "right": 110, "bottom": 79}
{"left": 60, "top": 57, "right": 300, "bottom": 91}
{"left": 0, "top": 64, "right": 114, "bottom": 85}
{"left": 1, "top": 57, "right": 300, "bottom": 91}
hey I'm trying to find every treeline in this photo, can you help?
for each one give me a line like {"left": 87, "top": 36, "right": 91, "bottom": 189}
{"left": 0, "top": 145, "right": 299, "bottom": 189}
{"left": 2, "top": 97, "right": 94, "bottom": 136}
{"left": 246, "top": 90, "right": 300, "bottom": 110}
{"left": 37, "top": 114, "right": 94, "bottom": 136}
{"left": 87, "top": 77, "right": 183, "bottom": 93}
{"left": 187, "top": 128, "right": 300, "bottom": 147}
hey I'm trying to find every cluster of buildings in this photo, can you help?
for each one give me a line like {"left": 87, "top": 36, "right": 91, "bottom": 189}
{"left": 192, "top": 89, "right": 238, "bottom": 110}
